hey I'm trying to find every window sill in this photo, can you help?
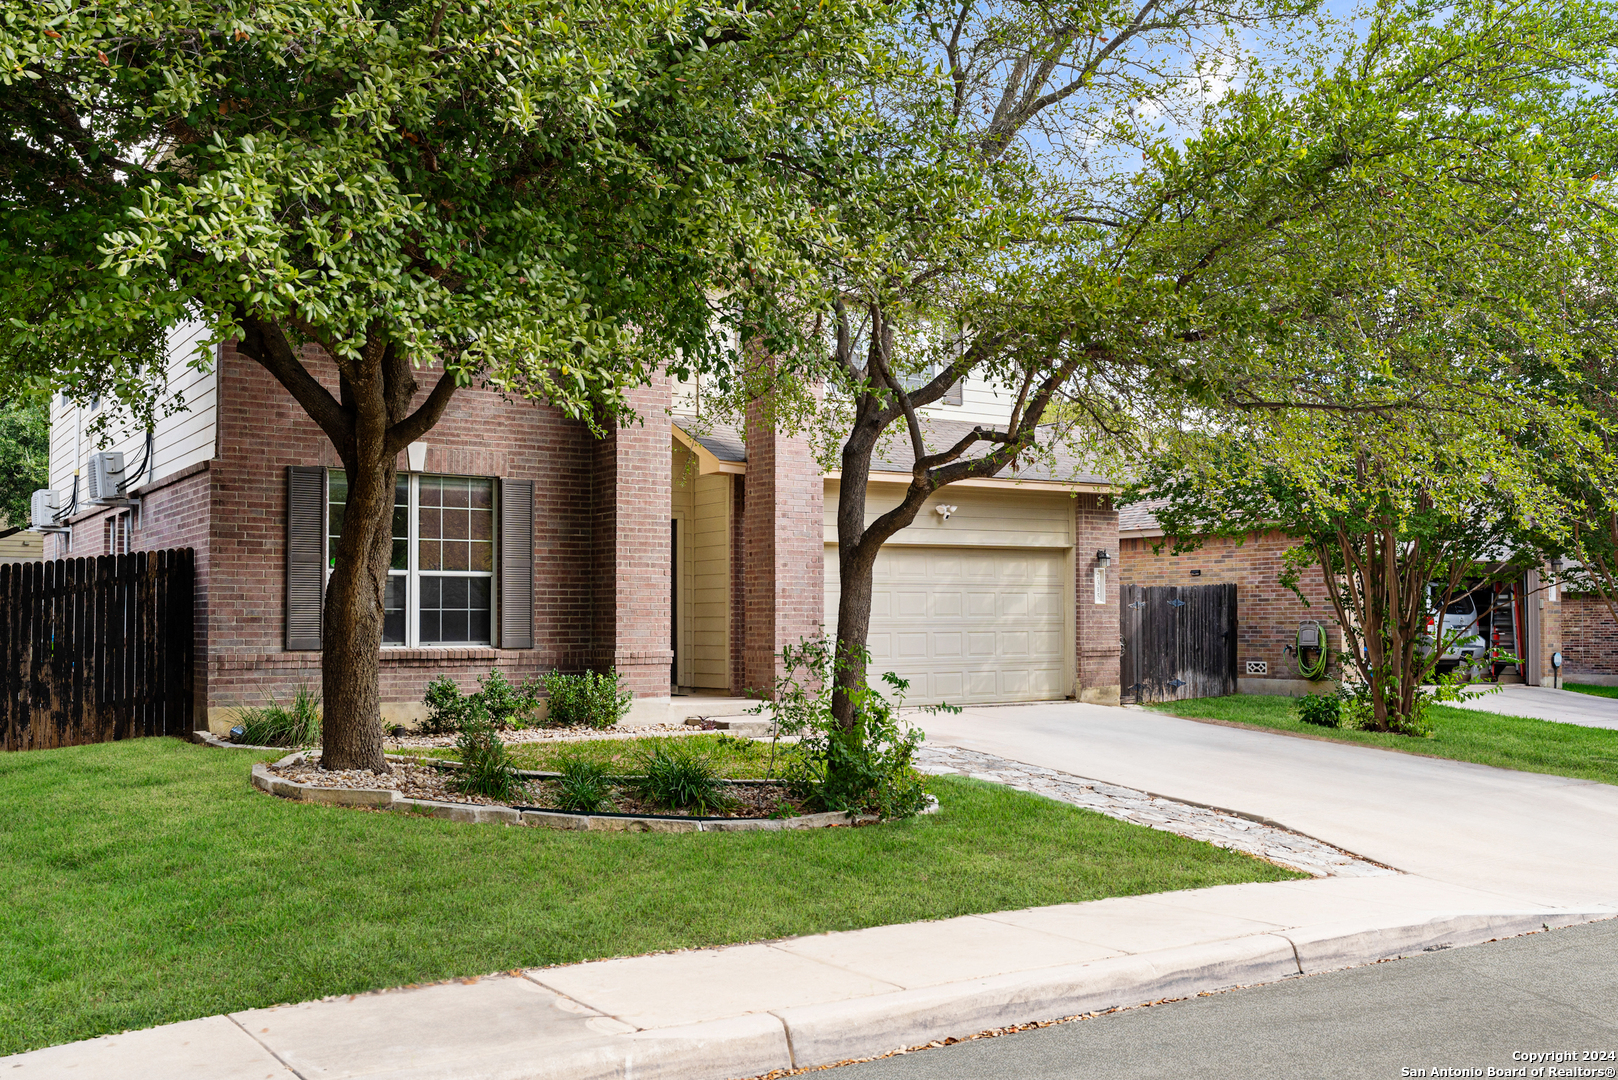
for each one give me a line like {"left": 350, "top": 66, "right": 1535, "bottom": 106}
{"left": 379, "top": 646, "right": 506, "bottom": 662}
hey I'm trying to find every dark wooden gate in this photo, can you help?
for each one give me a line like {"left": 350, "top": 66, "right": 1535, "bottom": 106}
{"left": 1, "top": 549, "right": 194, "bottom": 751}
{"left": 1121, "top": 583, "right": 1237, "bottom": 704}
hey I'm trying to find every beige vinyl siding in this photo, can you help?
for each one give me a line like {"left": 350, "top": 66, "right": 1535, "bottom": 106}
{"left": 823, "top": 479, "right": 1074, "bottom": 549}
{"left": 49, "top": 321, "right": 217, "bottom": 496}
{"left": 0, "top": 530, "right": 43, "bottom": 563}
{"left": 916, "top": 371, "right": 1014, "bottom": 425}
{"left": 672, "top": 444, "right": 731, "bottom": 689}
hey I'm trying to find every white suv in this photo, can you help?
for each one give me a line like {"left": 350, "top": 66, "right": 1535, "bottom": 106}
{"left": 1425, "top": 589, "right": 1485, "bottom": 671}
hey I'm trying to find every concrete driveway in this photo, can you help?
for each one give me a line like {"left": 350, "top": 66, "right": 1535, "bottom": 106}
{"left": 917, "top": 702, "right": 1618, "bottom": 909}
{"left": 1451, "top": 683, "right": 1618, "bottom": 730}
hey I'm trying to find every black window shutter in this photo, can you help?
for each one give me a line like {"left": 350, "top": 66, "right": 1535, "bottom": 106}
{"left": 944, "top": 378, "right": 963, "bottom": 406}
{"left": 285, "top": 465, "right": 325, "bottom": 651}
{"left": 500, "top": 478, "right": 534, "bottom": 649}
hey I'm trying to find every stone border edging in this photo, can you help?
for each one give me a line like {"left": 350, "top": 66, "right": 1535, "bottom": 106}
{"left": 250, "top": 752, "right": 939, "bottom": 832}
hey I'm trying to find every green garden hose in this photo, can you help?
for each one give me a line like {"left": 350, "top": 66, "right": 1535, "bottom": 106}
{"left": 1298, "top": 622, "right": 1329, "bottom": 680}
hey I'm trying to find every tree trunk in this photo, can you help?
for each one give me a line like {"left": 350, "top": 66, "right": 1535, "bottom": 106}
{"left": 236, "top": 317, "right": 460, "bottom": 774}
{"left": 832, "top": 417, "right": 881, "bottom": 733}
{"left": 320, "top": 445, "right": 396, "bottom": 772}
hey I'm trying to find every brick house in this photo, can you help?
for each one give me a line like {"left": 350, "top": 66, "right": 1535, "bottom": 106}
{"left": 41, "top": 327, "right": 1122, "bottom": 730}
{"left": 1119, "top": 503, "right": 1599, "bottom": 694}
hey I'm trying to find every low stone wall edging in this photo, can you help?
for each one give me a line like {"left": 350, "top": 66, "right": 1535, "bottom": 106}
{"left": 249, "top": 754, "right": 938, "bottom": 833}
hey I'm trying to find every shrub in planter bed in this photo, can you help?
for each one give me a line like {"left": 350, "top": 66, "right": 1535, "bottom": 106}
{"left": 632, "top": 745, "right": 733, "bottom": 815}
{"left": 422, "top": 670, "right": 541, "bottom": 735}
{"left": 539, "top": 669, "right": 632, "bottom": 729}
{"left": 451, "top": 707, "right": 526, "bottom": 802}
{"left": 766, "top": 638, "right": 933, "bottom": 820}
{"left": 552, "top": 757, "right": 617, "bottom": 814}
{"left": 232, "top": 684, "right": 322, "bottom": 746}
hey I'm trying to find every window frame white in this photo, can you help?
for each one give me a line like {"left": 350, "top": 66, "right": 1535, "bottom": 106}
{"left": 325, "top": 470, "right": 499, "bottom": 649}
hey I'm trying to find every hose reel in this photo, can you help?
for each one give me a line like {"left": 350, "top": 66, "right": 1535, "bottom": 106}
{"left": 1296, "top": 620, "right": 1328, "bottom": 680}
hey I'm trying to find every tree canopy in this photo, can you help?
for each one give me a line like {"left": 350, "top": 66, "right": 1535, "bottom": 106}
{"left": 0, "top": 0, "right": 886, "bottom": 768}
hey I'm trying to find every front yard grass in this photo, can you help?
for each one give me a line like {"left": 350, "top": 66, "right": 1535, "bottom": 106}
{"left": 1145, "top": 694, "right": 1618, "bottom": 786}
{"left": 1565, "top": 682, "right": 1618, "bottom": 700}
{"left": 0, "top": 738, "right": 1299, "bottom": 1056}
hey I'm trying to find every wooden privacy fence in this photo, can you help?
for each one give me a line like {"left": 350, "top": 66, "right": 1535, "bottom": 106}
{"left": 1, "top": 549, "right": 194, "bottom": 751}
{"left": 1121, "top": 582, "right": 1238, "bottom": 704}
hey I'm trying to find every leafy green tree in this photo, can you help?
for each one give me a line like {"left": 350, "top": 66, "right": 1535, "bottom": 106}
{"left": 717, "top": 0, "right": 1618, "bottom": 735}
{"left": 0, "top": 399, "right": 49, "bottom": 530}
{"left": 0, "top": 0, "right": 875, "bottom": 770}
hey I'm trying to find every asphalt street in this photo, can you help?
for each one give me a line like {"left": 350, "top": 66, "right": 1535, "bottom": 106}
{"left": 830, "top": 917, "right": 1618, "bottom": 1080}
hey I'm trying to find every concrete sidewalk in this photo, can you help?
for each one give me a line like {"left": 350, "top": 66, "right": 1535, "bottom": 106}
{"left": 1450, "top": 682, "right": 1618, "bottom": 730}
{"left": 7, "top": 876, "right": 1610, "bottom": 1080}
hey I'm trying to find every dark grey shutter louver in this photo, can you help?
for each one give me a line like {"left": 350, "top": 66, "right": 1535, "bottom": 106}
{"left": 500, "top": 478, "right": 534, "bottom": 649}
{"left": 944, "top": 378, "right": 964, "bottom": 406}
{"left": 285, "top": 465, "right": 325, "bottom": 651}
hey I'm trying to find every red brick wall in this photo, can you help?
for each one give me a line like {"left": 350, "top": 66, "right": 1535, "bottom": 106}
{"left": 1119, "top": 529, "right": 1344, "bottom": 687}
{"left": 742, "top": 391, "right": 824, "bottom": 696}
{"left": 729, "top": 474, "right": 746, "bottom": 693}
{"left": 588, "top": 377, "right": 674, "bottom": 699}
{"left": 1075, "top": 495, "right": 1121, "bottom": 704}
{"left": 1562, "top": 594, "right": 1618, "bottom": 679}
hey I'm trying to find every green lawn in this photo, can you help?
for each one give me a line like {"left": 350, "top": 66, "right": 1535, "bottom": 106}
{"left": 1145, "top": 694, "right": 1618, "bottom": 786}
{"left": 1565, "top": 682, "right": 1618, "bottom": 700}
{"left": 0, "top": 738, "right": 1298, "bottom": 1055}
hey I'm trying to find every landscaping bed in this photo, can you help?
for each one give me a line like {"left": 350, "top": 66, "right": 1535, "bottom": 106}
{"left": 1145, "top": 693, "right": 1618, "bottom": 786}
{"left": 258, "top": 749, "right": 819, "bottom": 823}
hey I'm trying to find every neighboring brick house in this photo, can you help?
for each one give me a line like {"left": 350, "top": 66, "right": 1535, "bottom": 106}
{"left": 1118, "top": 505, "right": 1346, "bottom": 696}
{"left": 1120, "top": 503, "right": 1595, "bottom": 695}
{"left": 41, "top": 328, "right": 1122, "bottom": 729}
{"left": 1562, "top": 594, "right": 1618, "bottom": 686}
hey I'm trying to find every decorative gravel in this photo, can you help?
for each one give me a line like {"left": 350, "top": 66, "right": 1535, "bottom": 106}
{"left": 915, "top": 745, "right": 1393, "bottom": 878}
{"left": 269, "top": 756, "right": 807, "bottom": 818}
{"left": 269, "top": 760, "right": 521, "bottom": 807}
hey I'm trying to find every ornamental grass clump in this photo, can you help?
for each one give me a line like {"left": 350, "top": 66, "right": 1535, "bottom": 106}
{"left": 552, "top": 757, "right": 617, "bottom": 814}
{"left": 450, "top": 705, "right": 525, "bottom": 802}
{"left": 632, "top": 745, "right": 733, "bottom": 815}
{"left": 232, "top": 685, "right": 322, "bottom": 747}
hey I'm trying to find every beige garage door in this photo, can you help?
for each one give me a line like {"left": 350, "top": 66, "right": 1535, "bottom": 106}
{"left": 824, "top": 545, "right": 1069, "bottom": 706}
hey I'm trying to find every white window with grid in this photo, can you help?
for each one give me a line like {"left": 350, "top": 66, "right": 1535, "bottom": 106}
{"left": 327, "top": 472, "right": 496, "bottom": 647}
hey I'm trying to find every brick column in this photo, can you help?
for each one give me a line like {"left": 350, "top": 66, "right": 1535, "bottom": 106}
{"left": 742, "top": 390, "right": 824, "bottom": 697}
{"left": 1075, "top": 493, "right": 1121, "bottom": 705}
{"left": 592, "top": 377, "right": 673, "bottom": 722}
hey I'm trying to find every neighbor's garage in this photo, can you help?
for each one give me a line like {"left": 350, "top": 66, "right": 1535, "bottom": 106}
{"left": 823, "top": 480, "right": 1076, "bottom": 706}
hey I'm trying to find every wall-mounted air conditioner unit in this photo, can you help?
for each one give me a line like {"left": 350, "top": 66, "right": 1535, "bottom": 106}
{"left": 30, "top": 489, "right": 62, "bottom": 529}
{"left": 87, "top": 452, "right": 126, "bottom": 503}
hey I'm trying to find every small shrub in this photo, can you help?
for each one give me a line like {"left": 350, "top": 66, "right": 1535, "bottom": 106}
{"left": 421, "top": 670, "right": 542, "bottom": 735}
{"left": 232, "top": 685, "right": 322, "bottom": 746}
{"left": 475, "top": 669, "right": 542, "bottom": 729}
{"left": 450, "top": 705, "right": 526, "bottom": 802}
{"left": 765, "top": 638, "right": 932, "bottom": 820}
{"left": 1295, "top": 693, "right": 1340, "bottom": 728}
{"left": 632, "top": 745, "right": 733, "bottom": 815}
{"left": 552, "top": 757, "right": 616, "bottom": 814}
{"left": 421, "top": 675, "right": 474, "bottom": 735}
{"left": 540, "top": 669, "right": 632, "bottom": 729}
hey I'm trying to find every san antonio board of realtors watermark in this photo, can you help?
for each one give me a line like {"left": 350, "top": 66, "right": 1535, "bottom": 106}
{"left": 1402, "top": 1051, "right": 1617, "bottom": 1078}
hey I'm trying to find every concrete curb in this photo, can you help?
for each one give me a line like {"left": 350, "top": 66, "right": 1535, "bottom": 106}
{"left": 7, "top": 910, "right": 1613, "bottom": 1079}
{"left": 766, "top": 912, "right": 1617, "bottom": 1071}
{"left": 249, "top": 755, "right": 938, "bottom": 832}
